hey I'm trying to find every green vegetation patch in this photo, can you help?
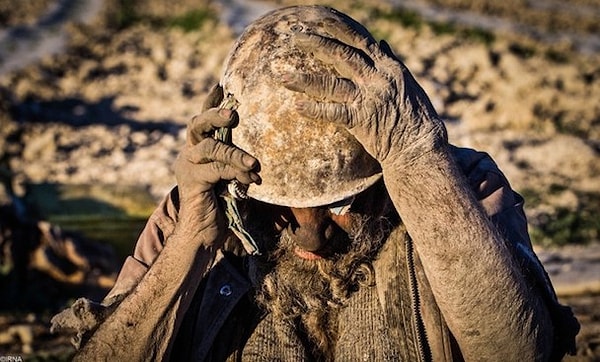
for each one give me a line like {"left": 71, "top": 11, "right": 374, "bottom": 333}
{"left": 508, "top": 43, "right": 536, "bottom": 59}
{"left": 166, "top": 9, "right": 215, "bottom": 32}
{"left": 544, "top": 48, "right": 570, "bottom": 64}
{"left": 524, "top": 188, "right": 600, "bottom": 247}
{"left": 109, "top": 1, "right": 216, "bottom": 31}
{"left": 372, "top": 8, "right": 424, "bottom": 30}
{"left": 371, "top": 7, "right": 494, "bottom": 45}
{"left": 25, "top": 183, "right": 157, "bottom": 261}
{"left": 430, "top": 21, "right": 495, "bottom": 44}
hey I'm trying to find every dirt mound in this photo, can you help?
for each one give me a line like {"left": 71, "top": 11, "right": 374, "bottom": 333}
{"left": 0, "top": 0, "right": 52, "bottom": 27}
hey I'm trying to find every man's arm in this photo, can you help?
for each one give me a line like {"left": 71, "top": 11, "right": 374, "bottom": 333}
{"left": 75, "top": 210, "right": 220, "bottom": 360}
{"left": 50, "top": 187, "right": 179, "bottom": 349}
{"left": 383, "top": 145, "right": 553, "bottom": 360}
{"left": 57, "top": 85, "right": 260, "bottom": 361}
{"left": 455, "top": 146, "right": 579, "bottom": 359}
{"left": 283, "top": 30, "right": 555, "bottom": 360}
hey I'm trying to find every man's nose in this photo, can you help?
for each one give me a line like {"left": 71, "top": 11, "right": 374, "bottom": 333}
{"left": 288, "top": 207, "right": 334, "bottom": 252}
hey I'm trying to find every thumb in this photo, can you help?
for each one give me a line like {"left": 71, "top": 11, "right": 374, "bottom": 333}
{"left": 202, "top": 84, "right": 224, "bottom": 112}
{"left": 379, "top": 40, "right": 401, "bottom": 62}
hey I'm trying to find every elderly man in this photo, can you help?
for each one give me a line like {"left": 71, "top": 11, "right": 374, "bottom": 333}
{"left": 52, "top": 5, "right": 578, "bottom": 361}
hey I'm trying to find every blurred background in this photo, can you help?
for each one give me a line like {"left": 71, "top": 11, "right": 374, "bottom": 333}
{"left": 0, "top": 0, "right": 598, "bottom": 359}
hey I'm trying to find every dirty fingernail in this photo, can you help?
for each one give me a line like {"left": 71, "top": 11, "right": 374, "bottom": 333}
{"left": 251, "top": 173, "right": 262, "bottom": 184}
{"left": 242, "top": 155, "right": 256, "bottom": 167}
{"left": 281, "top": 73, "right": 294, "bottom": 83}
{"left": 219, "top": 109, "right": 232, "bottom": 118}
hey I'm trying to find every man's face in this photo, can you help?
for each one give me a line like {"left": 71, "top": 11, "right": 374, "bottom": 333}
{"left": 245, "top": 180, "right": 392, "bottom": 261}
{"left": 241, "top": 182, "right": 395, "bottom": 355}
{"left": 265, "top": 204, "right": 355, "bottom": 260}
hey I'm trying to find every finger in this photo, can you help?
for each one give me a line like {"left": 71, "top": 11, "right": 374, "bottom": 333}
{"left": 232, "top": 169, "right": 262, "bottom": 185}
{"left": 321, "top": 14, "right": 377, "bottom": 55}
{"left": 214, "top": 165, "right": 262, "bottom": 186}
{"left": 293, "top": 33, "right": 375, "bottom": 81}
{"left": 201, "top": 84, "right": 224, "bottom": 112}
{"left": 295, "top": 100, "right": 357, "bottom": 128}
{"left": 379, "top": 40, "right": 401, "bottom": 62}
{"left": 186, "top": 109, "right": 239, "bottom": 146}
{"left": 183, "top": 161, "right": 261, "bottom": 186}
{"left": 186, "top": 138, "right": 258, "bottom": 171}
{"left": 281, "top": 73, "right": 359, "bottom": 103}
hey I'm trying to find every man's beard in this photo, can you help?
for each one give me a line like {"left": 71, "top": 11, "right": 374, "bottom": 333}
{"left": 246, "top": 213, "right": 392, "bottom": 360}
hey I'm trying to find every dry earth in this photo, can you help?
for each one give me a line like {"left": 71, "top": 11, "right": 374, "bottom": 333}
{"left": 0, "top": 0, "right": 598, "bottom": 360}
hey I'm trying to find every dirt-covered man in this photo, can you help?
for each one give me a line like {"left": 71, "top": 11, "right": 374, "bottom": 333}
{"left": 52, "top": 5, "right": 579, "bottom": 361}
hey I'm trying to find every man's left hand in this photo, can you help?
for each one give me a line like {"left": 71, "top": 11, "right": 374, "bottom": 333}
{"left": 281, "top": 26, "right": 446, "bottom": 169}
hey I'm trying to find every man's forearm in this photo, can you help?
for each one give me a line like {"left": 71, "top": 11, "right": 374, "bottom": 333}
{"left": 75, "top": 224, "right": 217, "bottom": 361}
{"left": 383, "top": 145, "right": 553, "bottom": 361}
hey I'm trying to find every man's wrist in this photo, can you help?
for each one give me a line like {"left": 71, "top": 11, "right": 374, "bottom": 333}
{"left": 380, "top": 136, "right": 449, "bottom": 178}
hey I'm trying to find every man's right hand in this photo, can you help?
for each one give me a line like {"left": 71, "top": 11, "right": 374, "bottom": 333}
{"left": 173, "top": 84, "right": 261, "bottom": 247}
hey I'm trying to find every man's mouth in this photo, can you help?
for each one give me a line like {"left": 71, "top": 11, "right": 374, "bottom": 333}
{"left": 293, "top": 246, "right": 324, "bottom": 260}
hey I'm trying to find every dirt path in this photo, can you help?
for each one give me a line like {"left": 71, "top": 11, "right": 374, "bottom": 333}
{"left": 389, "top": 0, "right": 600, "bottom": 54}
{"left": 537, "top": 244, "right": 600, "bottom": 298}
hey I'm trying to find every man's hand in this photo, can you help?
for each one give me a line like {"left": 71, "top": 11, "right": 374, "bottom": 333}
{"left": 173, "top": 84, "right": 260, "bottom": 243}
{"left": 73, "top": 86, "right": 261, "bottom": 360}
{"left": 281, "top": 26, "right": 446, "bottom": 168}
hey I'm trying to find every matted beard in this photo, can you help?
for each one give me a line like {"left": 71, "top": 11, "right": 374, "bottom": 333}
{"left": 246, "top": 213, "right": 392, "bottom": 360}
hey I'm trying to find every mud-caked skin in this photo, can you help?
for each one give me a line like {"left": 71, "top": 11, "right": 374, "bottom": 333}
{"left": 54, "top": 85, "right": 263, "bottom": 360}
{"left": 51, "top": 5, "right": 578, "bottom": 361}
{"left": 282, "top": 23, "right": 446, "bottom": 170}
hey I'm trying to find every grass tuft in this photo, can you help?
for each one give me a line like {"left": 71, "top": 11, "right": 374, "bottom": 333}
{"left": 109, "top": 2, "right": 215, "bottom": 31}
{"left": 167, "top": 9, "right": 215, "bottom": 32}
{"left": 372, "top": 8, "right": 424, "bottom": 30}
{"left": 525, "top": 190, "right": 600, "bottom": 247}
{"left": 372, "top": 7, "right": 494, "bottom": 45}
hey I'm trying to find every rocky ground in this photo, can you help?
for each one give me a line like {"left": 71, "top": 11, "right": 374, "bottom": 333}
{"left": 0, "top": 0, "right": 598, "bottom": 360}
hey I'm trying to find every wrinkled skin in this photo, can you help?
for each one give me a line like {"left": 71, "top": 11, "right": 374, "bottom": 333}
{"left": 63, "top": 24, "right": 554, "bottom": 362}
{"left": 283, "top": 33, "right": 446, "bottom": 169}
